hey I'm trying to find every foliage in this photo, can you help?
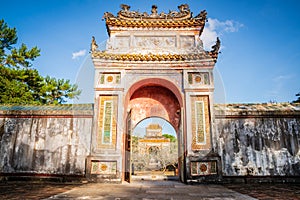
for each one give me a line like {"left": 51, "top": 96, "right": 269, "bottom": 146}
{"left": 293, "top": 92, "right": 300, "bottom": 103}
{"left": 0, "top": 19, "right": 81, "bottom": 104}
{"left": 40, "top": 76, "right": 81, "bottom": 104}
{"left": 162, "top": 134, "right": 177, "bottom": 142}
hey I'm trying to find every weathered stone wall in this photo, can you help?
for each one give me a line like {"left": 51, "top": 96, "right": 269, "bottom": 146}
{"left": 1, "top": 103, "right": 299, "bottom": 179}
{"left": 0, "top": 104, "right": 93, "bottom": 176}
{"left": 214, "top": 103, "right": 300, "bottom": 177}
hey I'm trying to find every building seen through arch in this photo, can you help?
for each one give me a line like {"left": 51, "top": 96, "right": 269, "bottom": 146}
{"left": 132, "top": 123, "right": 178, "bottom": 177}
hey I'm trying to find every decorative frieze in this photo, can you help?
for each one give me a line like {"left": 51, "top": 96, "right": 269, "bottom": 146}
{"left": 191, "top": 161, "right": 217, "bottom": 176}
{"left": 98, "top": 73, "right": 121, "bottom": 85}
{"left": 188, "top": 72, "right": 210, "bottom": 85}
{"left": 91, "top": 160, "right": 117, "bottom": 175}
{"left": 180, "top": 36, "right": 195, "bottom": 49}
{"left": 134, "top": 36, "right": 176, "bottom": 48}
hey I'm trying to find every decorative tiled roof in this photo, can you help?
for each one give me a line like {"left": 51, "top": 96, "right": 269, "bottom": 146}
{"left": 103, "top": 4, "right": 207, "bottom": 31}
{"left": 105, "top": 18, "right": 205, "bottom": 28}
{"left": 91, "top": 51, "right": 215, "bottom": 62}
{"left": 147, "top": 124, "right": 162, "bottom": 129}
{"left": 94, "top": 4, "right": 221, "bottom": 63}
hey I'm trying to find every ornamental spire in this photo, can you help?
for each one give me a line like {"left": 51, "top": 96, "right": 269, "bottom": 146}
{"left": 91, "top": 36, "right": 98, "bottom": 52}
{"left": 209, "top": 37, "right": 221, "bottom": 61}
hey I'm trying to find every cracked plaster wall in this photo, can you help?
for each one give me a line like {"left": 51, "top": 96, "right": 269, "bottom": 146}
{"left": 215, "top": 114, "right": 300, "bottom": 176}
{"left": 0, "top": 116, "right": 92, "bottom": 175}
{"left": 0, "top": 104, "right": 299, "bottom": 178}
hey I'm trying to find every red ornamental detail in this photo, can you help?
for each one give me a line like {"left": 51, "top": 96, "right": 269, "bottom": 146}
{"left": 200, "top": 163, "right": 207, "bottom": 172}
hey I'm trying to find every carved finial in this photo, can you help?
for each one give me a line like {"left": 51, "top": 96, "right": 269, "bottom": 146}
{"left": 117, "top": 4, "right": 192, "bottom": 20}
{"left": 178, "top": 4, "right": 189, "bottom": 13}
{"left": 211, "top": 37, "right": 221, "bottom": 54}
{"left": 120, "top": 4, "right": 130, "bottom": 11}
{"left": 151, "top": 5, "right": 158, "bottom": 15}
{"left": 103, "top": 12, "right": 114, "bottom": 20}
{"left": 195, "top": 10, "right": 207, "bottom": 20}
{"left": 91, "top": 36, "right": 98, "bottom": 52}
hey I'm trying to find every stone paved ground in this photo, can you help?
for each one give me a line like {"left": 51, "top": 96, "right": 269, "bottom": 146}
{"left": 0, "top": 182, "right": 80, "bottom": 200}
{"left": 44, "top": 180, "right": 255, "bottom": 200}
{"left": 0, "top": 181, "right": 299, "bottom": 199}
{"left": 225, "top": 183, "right": 300, "bottom": 200}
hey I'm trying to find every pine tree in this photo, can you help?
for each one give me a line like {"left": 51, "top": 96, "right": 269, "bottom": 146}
{"left": 0, "top": 19, "right": 81, "bottom": 104}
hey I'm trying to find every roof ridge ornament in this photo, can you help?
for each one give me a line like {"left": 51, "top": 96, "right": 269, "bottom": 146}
{"left": 211, "top": 37, "right": 221, "bottom": 54}
{"left": 209, "top": 37, "right": 221, "bottom": 61}
{"left": 104, "top": 4, "right": 195, "bottom": 21}
{"left": 195, "top": 10, "right": 207, "bottom": 21}
{"left": 91, "top": 36, "right": 98, "bottom": 52}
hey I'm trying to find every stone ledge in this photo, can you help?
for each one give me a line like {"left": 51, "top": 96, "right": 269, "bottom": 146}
{"left": 214, "top": 103, "right": 300, "bottom": 118}
{"left": 0, "top": 104, "right": 94, "bottom": 116}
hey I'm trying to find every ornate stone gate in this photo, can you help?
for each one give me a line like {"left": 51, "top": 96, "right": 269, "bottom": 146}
{"left": 86, "top": 4, "right": 221, "bottom": 183}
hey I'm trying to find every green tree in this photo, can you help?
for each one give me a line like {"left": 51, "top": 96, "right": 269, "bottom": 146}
{"left": 0, "top": 19, "right": 81, "bottom": 104}
{"left": 40, "top": 76, "right": 81, "bottom": 104}
{"left": 162, "top": 134, "right": 177, "bottom": 142}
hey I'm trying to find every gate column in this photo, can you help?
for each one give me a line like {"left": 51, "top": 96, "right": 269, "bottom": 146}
{"left": 184, "top": 69, "right": 222, "bottom": 183}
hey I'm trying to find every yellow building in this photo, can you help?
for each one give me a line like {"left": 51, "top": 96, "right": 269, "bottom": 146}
{"left": 138, "top": 124, "right": 170, "bottom": 155}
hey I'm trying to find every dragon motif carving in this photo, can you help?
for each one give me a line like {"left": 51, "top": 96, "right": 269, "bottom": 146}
{"left": 102, "top": 4, "right": 208, "bottom": 26}
{"left": 195, "top": 10, "right": 207, "bottom": 21}
{"left": 104, "top": 4, "right": 193, "bottom": 20}
{"left": 211, "top": 37, "right": 221, "bottom": 54}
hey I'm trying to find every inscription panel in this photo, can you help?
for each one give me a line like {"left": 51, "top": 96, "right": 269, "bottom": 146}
{"left": 102, "top": 101, "right": 113, "bottom": 144}
{"left": 191, "top": 95, "right": 211, "bottom": 150}
{"left": 97, "top": 95, "right": 118, "bottom": 149}
{"left": 195, "top": 101, "right": 205, "bottom": 144}
{"left": 134, "top": 36, "right": 176, "bottom": 48}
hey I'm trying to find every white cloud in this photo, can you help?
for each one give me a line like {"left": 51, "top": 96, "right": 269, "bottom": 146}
{"left": 201, "top": 18, "right": 244, "bottom": 50}
{"left": 72, "top": 49, "right": 86, "bottom": 59}
{"left": 268, "top": 74, "right": 293, "bottom": 99}
{"left": 273, "top": 74, "right": 292, "bottom": 82}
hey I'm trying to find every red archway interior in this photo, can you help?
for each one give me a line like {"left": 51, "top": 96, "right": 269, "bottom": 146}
{"left": 129, "top": 85, "right": 181, "bottom": 132}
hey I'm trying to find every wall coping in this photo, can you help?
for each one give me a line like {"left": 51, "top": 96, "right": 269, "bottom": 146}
{"left": 0, "top": 104, "right": 94, "bottom": 117}
{"left": 0, "top": 103, "right": 299, "bottom": 118}
{"left": 214, "top": 103, "right": 300, "bottom": 118}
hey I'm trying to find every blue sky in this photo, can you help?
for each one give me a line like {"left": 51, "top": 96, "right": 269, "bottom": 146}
{"left": 2, "top": 0, "right": 300, "bottom": 103}
{"left": 133, "top": 117, "right": 176, "bottom": 137}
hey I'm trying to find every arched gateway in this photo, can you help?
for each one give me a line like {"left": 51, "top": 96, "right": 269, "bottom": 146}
{"left": 86, "top": 4, "right": 222, "bottom": 183}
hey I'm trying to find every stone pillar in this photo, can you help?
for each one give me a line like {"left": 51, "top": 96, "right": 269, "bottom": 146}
{"left": 86, "top": 70, "right": 125, "bottom": 183}
{"left": 183, "top": 69, "right": 222, "bottom": 183}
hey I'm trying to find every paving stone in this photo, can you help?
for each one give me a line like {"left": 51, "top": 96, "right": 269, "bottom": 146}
{"left": 2, "top": 181, "right": 300, "bottom": 199}
{"left": 42, "top": 181, "right": 256, "bottom": 200}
